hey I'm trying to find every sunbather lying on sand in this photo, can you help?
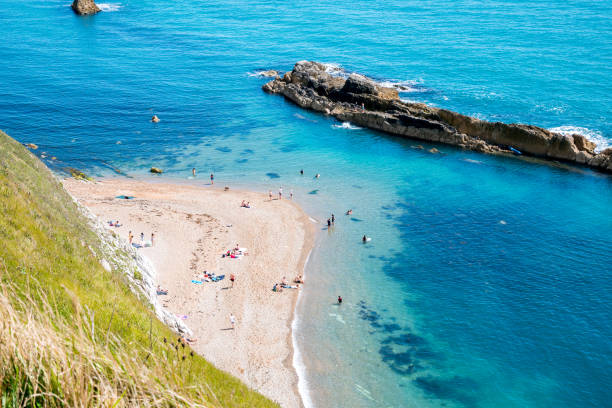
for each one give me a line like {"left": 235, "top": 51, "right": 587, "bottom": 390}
{"left": 294, "top": 275, "right": 304, "bottom": 284}
{"left": 179, "top": 336, "right": 197, "bottom": 344}
{"left": 156, "top": 285, "right": 168, "bottom": 295}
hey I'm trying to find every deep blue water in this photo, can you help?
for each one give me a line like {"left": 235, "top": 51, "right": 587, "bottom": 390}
{"left": 1, "top": 1, "right": 611, "bottom": 407}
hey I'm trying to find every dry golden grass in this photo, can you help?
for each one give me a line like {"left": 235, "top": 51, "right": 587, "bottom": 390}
{"left": 0, "top": 276, "right": 218, "bottom": 407}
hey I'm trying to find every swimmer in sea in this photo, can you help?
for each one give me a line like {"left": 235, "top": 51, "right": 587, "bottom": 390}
{"left": 346, "top": 209, "right": 353, "bottom": 215}
{"left": 315, "top": 173, "right": 320, "bottom": 179}
{"left": 210, "top": 173, "right": 214, "bottom": 184}
{"left": 300, "top": 169, "right": 304, "bottom": 175}
{"left": 338, "top": 296, "right": 343, "bottom": 304}
{"left": 362, "top": 235, "right": 367, "bottom": 243}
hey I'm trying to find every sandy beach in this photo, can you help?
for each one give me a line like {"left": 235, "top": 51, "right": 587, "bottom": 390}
{"left": 63, "top": 178, "right": 315, "bottom": 408}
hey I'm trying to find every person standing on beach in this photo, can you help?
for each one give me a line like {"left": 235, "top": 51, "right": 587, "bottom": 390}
{"left": 229, "top": 313, "right": 236, "bottom": 329}
{"left": 140, "top": 232, "right": 144, "bottom": 244}
{"left": 151, "top": 233, "right": 155, "bottom": 246}
{"left": 269, "top": 190, "right": 272, "bottom": 200}
{"left": 230, "top": 274, "right": 235, "bottom": 288}
{"left": 210, "top": 173, "right": 214, "bottom": 184}
{"left": 290, "top": 189, "right": 293, "bottom": 199}
{"left": 128, "top": 231, "right": 133, "bottom": 245}
{"left": 279, "top": 186, "right": 283, "bottom": 199}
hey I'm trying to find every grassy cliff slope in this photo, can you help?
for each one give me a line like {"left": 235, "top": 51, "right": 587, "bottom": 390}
{"left": 0, "top": 130, "right": 278, "bottom": 408}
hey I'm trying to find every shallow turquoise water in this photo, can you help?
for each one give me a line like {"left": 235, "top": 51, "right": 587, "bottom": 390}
{"left": 1, "top": 1, "right": 611, "bottom": 407}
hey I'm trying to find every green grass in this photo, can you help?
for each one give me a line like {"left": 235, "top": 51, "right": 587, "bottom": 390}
{"left": 0, "top": 130, "right": 278, "bottom": 407}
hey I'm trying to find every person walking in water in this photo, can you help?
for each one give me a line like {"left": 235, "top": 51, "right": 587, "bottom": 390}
{"left": 338, "top": 296, "right": 343, "bottom": 304}
{"left": 210, "top": 173, "right": 214, "bottom": 184}
{"left": 192, "top": 168, "right": 196, "bottom": 177}
{"left": 331, "top": 214, "right": 335, "bottom": 224}
{"left": 278, "top": 186, "right": 283, "bottom": 199}
{"left": 362, "top": 235, "right": 367, "bottom": 243}
{"left": 229, "top": 313, "right": 236, "bottom": 329}
{"left": 269, "top": 190, "right": 273, "bottom": 200}
{"left": 327, "top": 219, "right": 331, "bottom": 227}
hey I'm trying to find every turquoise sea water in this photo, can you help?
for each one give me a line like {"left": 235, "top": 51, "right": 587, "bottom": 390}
{"left": 1, "top": 1, "right": 612, "bottom": 407}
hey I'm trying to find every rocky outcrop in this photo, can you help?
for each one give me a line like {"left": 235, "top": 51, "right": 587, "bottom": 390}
{"left": 263, "top": 61, "right": 612, "bottom": 173}
{"left": 71, "top": 0, "right": 100, "bottom": 15}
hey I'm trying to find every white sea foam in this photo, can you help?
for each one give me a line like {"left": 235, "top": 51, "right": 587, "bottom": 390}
{"left": 97, "top": 3, "right": 121, "bottom": 12}
{"left": 322, "top": 62, "right": 427, "bottom": 94}
{"left": 377, "top": 79, "right": 427, "bottom": 93}
{"left": 322, "top": 62, "right": 349, "bottom": 79}
{"left": 292, "top": 249, "right": 314, "bottom": 408}
{"left": 549, "top": 126, "right": 610, "bottom": 152}
{"left": 332, "top": 122, "right": 361, "bottom": 130}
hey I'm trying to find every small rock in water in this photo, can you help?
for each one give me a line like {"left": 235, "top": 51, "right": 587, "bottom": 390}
{"left": 150, "top": 167, "right": 163, "bottom": 174}
{"left": 71, "top": 0, "right": 101, "bottom": 15}
{"left": 259, "top": 70, "right": 279, "bottom": 77}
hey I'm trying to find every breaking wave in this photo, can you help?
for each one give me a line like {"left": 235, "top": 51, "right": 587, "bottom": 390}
{"left": 332, "top": 122, "right": 361, "bottom": 130}
{"left": 549, "top": 126, "right": 610, "bottom": 152}
{"left": 97, "top": 3, "right": 121, "bottom": 11}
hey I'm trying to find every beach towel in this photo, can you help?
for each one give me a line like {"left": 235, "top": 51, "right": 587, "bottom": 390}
{"left": 191, "top": 280, "right": 203, "bottom": 284}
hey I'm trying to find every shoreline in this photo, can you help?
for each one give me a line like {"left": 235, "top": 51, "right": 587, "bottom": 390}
{"left": 292, "top": 247, "right": 315, "bottom": 408}
{"left": 63, "top": 177, "right": 316, "bottom": 408}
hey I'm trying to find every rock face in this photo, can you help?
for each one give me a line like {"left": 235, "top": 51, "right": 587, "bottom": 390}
{"left": 71, "top": 0, "right": 100, "bottom": 15}
{"left": 263, "top": 61, "right": 612, "bottom": 173}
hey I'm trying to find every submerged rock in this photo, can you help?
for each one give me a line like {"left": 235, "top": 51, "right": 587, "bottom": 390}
{"left": 26, "top": 143, "right": 38, "bottom": 150}
{"left": 71, "top": 0, "right": 100, "bottom": 15}
{"left": 150, "top": 167, "right": 163, "bottom": 174}
{"left": 263, "top": 61, "right": 611, "bottom": 173}
{"left": 259, "top": 70, "right": 279, "bottom": 77}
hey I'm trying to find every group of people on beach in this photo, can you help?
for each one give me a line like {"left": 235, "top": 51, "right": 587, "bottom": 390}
{"left": 272, "top": 275, "right": 303, "bottom": 292}
{"left": 128, "top": 230, "right": 155, "bottom": 247}
{"left": 240, "top": 200, "right": 251, "bottom": 208}
{"left": 268, "top": 187, "right": 293, "bottom": 200}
